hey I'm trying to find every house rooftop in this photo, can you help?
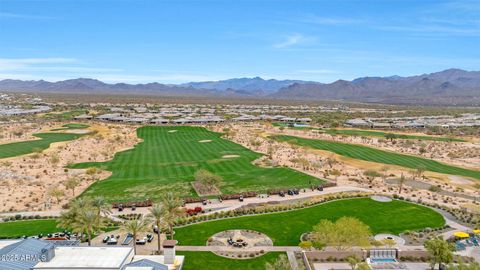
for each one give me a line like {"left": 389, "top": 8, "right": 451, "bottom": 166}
{"left": 33, "top": 246, "right": 133, "bottom": 269}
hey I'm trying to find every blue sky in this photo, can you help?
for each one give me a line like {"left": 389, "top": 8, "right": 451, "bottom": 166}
{"left": 0, "top": 0, "right": 479, "bottom": 83}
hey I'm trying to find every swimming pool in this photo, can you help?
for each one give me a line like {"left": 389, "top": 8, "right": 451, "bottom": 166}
{"left": 370, "top": 258, "right": 397, "bottom": 263}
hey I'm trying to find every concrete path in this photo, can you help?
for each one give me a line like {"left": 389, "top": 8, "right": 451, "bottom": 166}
{"left": 183, "top": 186, "right": 373, "bottom": 215}
{"left": 0, "top": 186, "right": 372, "bottom": 219}
{"left": 176, "top": 245, "right": 302, "bottom": 252}
{"left": 287, "top": 251, "right": 299, "bottom": 270}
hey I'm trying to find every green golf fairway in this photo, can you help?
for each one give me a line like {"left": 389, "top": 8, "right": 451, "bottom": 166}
{"left": 174, "top": 198, "right": 444, "bottom": 246}
{"left": 178, "top": 252, "right": 283, "bottom": 270}
{"left": 0, "top": 219, "right": 59, "bottom": 238}
{"left": 272, "top": 122, "right": 464, "bottom": 142}
{"left": 72, "top": 126, "right": 321, "bottom": 202}
{"left": 51, "top": 123, "right": 90, "bottom": 131}
{"left": 273, "top": 135, "right": 480, "bottom": 180}
{"left": 324, "top": 129, "right": 465, "bottom": 142}
{"left": 0, "top": 133, "right": 85, "bottom": 159}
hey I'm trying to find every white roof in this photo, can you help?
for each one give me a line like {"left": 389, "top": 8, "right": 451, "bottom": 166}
{"left": 0, "top": 239, "right": 21, "bottom": 249}
{"left": 34, "top": 246, "right": 133, "bottom": 269}
{"left": 132, "top": 255, "right": 185, "bottom": 270}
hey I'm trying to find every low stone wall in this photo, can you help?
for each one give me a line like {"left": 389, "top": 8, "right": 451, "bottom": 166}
{"left": 306, "top": 250, "right": 367, "bottom": 262}
{"left": 398, "top": 250, "right": 432, "bottom": 262}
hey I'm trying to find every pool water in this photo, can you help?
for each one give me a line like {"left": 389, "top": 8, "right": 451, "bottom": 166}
{"left": 370, "top": 258, "right": 397, "bottom": 263}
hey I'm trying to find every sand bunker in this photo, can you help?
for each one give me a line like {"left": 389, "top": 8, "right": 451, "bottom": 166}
{"left": 64, "top": 129, "right": 91, "bottom": 134}
{"left": 168, "top": 130, "right": 178, "bottom": 133}
{"left": 449, "top": 176, "right": 474, "bottom": 185}
{"left": 222, "top": 155, "right": 240, "bottom": 159}
{"left": 199, "top": 140, "right": 212, "bottom": 143}
{"left": 371, "top": 195, "right": 392, "bottom": 202}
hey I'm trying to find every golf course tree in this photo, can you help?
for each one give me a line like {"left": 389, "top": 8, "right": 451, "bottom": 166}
{"left": 64, "top": 177, "right": 80, "bottom": 196}
{"left": 161, "top": 192, "right": 185, "bottom": 239}
{"left": 380, "top": 166, "right": 389, "bottom": 182}
{"left": 311, "top": 217, "right": 371, "bottom": 251}
{"left": 58, "top": 198, "right": 108, "bottom": 246}
{"left": 330, "top": 169, "right": 341, "bottom": 182}
{"left": 357, "top": 262, "right": 373, "bottom": 270}
{"left": 48, "top": 187, "right": 65, "bottom": 205}
{"left": 447, "top": 261, "right": 480, "bottom": 270}
{"left": 416, "top": 164, "right": 427, "bottom": 179}
{"left": 122, "top": 217, "right": 151, "bottom": 255}
{"left": 474, "top": 215, "right": 480, "bottom": 230}
{"left": 363, "top": 170, "right": 381, "bottom": 184}
{"left": 148, "top": 203, "right": 168, "bottom": 254}
{"left": 424, "top": 237, "right": 455, "bottom": 270}
{"left": 194, "top": 169, "right": 224, "bottom": 193}
{"left": 265, "top": 254, "right": 290, "bottom": 270}
{"left": 347, "top": 255, "right": 361, "bottom": 270}
{"left": 398, "top": 173, "right": 406, "bottom": 194}
{"left": 385, "top": 133, "right": 397, "bottom": 142}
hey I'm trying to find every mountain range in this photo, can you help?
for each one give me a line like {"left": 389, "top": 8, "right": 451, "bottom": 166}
{"left": 181, "top": 77, "right": 315, "bottom": 96}
{"left": 0, "top": 69, "right": 479, "bottom": 106}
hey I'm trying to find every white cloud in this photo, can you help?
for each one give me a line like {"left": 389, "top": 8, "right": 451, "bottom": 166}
{"left": 0, "top": 58, "right": 77, "bottom": 71}
{"left": 273, "top": 34, "right": 306, "bottom": 49}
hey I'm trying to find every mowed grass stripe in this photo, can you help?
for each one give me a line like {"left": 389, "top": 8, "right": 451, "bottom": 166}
{"left": 0, "top": 133, "right": 85, "bottom": 159}
{"left": 72, "top": 126, "right": 321, "bottom": 202}
{"left": 273, "top": 135, "right": 480, "bottom": 180}
{"left": 174, "top": 198, "right": 445, "bottom": 246}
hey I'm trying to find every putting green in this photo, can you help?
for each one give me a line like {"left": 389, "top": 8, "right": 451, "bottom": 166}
{"left": 273, "top": 135, "right": 480, "bottom": 180}
{"left": 0, "top": 219, "right": 59, "bottom": 238}
{"left": 0, "top": 133, "right": 86, "bottom": 159}
{"left": 72, "top": 126, "right": 321, "bottom": 202}
{"left": 174, "top": 198, "right": 445, "bottom": 246}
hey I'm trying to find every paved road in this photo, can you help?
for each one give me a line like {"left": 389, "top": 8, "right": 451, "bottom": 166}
{"left": 0, "top": 186, "right": 372, "bottom": 218}
{"left": 287, "top": 251, "right": 299, "bottom": 270}
{"left": 176, "top": 245, "right": 302, "bottom": 252}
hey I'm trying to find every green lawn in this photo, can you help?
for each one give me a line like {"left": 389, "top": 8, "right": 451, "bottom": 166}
{"left": 41, "top": 110, "right": 86, "bottom": 120}
{"left": 324, "top": 129, "right": 465, "bottom": 142}
{"left": 174, "top": 198, "right": 445, "bottom": 246}
{"left": 178, "top": 251, "right": 283, "bottom": 270}
{"left": 0, "top": 133, "right": 86, "bottom": 159}
{"left": 72, "top": 126, "right": 321, "bottom": 202}
{"left": 273, "top": 135, "right": 480, "bottom": 180}
{"left": 0, "top": 219, "right": 59, "bottom": 238}
{"left": 51, "top": 123, "right": 90, "bottom": 131}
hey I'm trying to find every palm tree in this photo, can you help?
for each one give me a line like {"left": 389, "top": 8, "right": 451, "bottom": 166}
{"left": 161, "top": 192, "right": 185, "bottom": 239}
{"left": 148, "top": 203, "right": 167, "bottom": 254}
{"left": 57, "top": 198, "right": 90, "bottom": 229}
{"left": 91, "top": 196, "right": 112, "bottom": 229}
{"left": 122, "top": 217, "right": 151, "bottom": 255}
{"left": 73, "top": 209, "right": 100, "bottom": 246}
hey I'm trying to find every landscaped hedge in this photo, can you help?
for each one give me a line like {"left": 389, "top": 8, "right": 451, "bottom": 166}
{"left": 1, "top": 215, "right": 57, "bottom": 222}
